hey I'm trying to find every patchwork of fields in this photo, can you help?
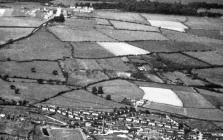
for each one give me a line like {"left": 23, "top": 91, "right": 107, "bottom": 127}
{"left": 1, "top": 7, "right": 223, "bottom": 131}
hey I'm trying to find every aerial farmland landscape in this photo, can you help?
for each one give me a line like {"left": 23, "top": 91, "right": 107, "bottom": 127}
{"left": 0, "top": 0, "right": 223, "bottom": 139}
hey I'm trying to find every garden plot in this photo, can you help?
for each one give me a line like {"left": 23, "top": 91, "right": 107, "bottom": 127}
{"left": 140, "top": 87, "right": 183, "bottom": 107}
{"left": 192, "top": 68, "right": 223, "bottom": 86}
{"left": 97, "top": 42, "right": 150, "bottom": 56}
{"left": 96, "top": 18, "right": 110, "bottom": 25}
{"left": 148, "top": 20, "right": 188, "bottom": 32}
{"left": 0, "top": 61, "right": 65, "bottom": 81}
{"left": 59, "top": 58, "right": 102, "bottom": 71}
{"left": 158, "top": 71, "right": 209, "bottom": 86}
{"left": 96, "top": 11, "right": 147, "bottom": 23}
{"left": 175, "top": 91, "right": 215, "bottom": 108}
{"left": 98, "top": 29, "right": 168, "bottom": 41}
{"left": 161, "top": 29, "right": 223, "bottom": 46}
{"left": 187, "top": 29, "right": 223, "bottom": 40}
{"left": 195, "top": 88, "right": 223, "bottom": 108}
{"left": 0, "top": 28, "right": 33, "bottom": 45}
{"left": 44, "top": 89, "right": 124, "bottom": 110}
{"left": 0, "top": 28, "right": 71, "bottom": 60}
{"left": 185, "top": 16, "right": 223, "bottom": 30}
{"left": 48, "top": 26, "right": 114, "bottom": 42}
{"left": 158, "top": 53, "right": 210, "bottom": 69}
{"left": 88, "top": 79, "right": 144, "bottom": 102}
{"left": 0, "top": 79, "right": 69, "bottom": 104}
{"left": 141, "top": 13, "right": 187, "bottom": 22}
{"left": 96, "top": 58, "right": 137, "bottom": 72}
{"left": 110, "top": 20, "right": 159, "bottom": 32}
{"left": 0, "top": 17, "right": 43, "bottom": 27}
{"left": 184, "top": 51, "right": 223, "bottom": 66}
{"left": 71, "top": 42, "right": 114, "bottom": 58}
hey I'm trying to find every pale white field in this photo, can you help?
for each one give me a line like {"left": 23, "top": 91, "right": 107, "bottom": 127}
{"left": 148, "top": 20, "right": 188, "bottom": 32}
{"left": 0, "top": 8, "right": 13, "bottom": 16}
{"left": 98, "top": 29, "right": 168, "bottom": 41}
{"left": 96, "top": 11, "right": 147, "bottom": 24}
{"left": 48, "top": 26, "right": 114, "bottom": 42}
{"left": 0, "top": 9, "right": 5, "bottom": 16}
{"left": 97, "top": 42, "right": 150, "bottom": 56}
{"left": 141, "top": 13, "right": 187, "bottom": 22}
{"left": 0, "top": 28, "right": 33, "bottom": 45}
{"left": 140, "top": 87, "right": 183, "bottom": 107}
{"left": 110, "top": 20, "right": 159, "bottom": 32}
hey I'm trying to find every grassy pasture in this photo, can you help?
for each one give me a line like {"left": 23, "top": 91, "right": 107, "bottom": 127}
{"left": 192, "top": 68, "right": 223, "bottom": 86}
{"left": 185, "top": 16, "right": 223, "bottom": 30}
{"left": 67, "top": 71, "right": 109, "bottom": 86}
{"left": 0, "top": 28, "right": 71, "bottom": 61}
{"left": 195, "top": 88, "right": 223, "bottom": 108}
{"left": 175, "top": 91, "right": 215, "bottom": 108}
{"left": 141, "top": 13, "right": 187, "bottom": 22}
{"left": 98, "top": 29, "right": 168, "bottom": 41}
{"left": 71, "top": 42, "right": 114, "bottom": 58}
{"left": 128, "top": 40, "right": 214, "bottom": 53}
{"left": 110, "top": 20, "right": 159, "bottom": 32}
{"left": 48, "top": 25, "right": 114, "bottom": 42}
{"left": 187, "top": 29, "right": 223, "bottom": 40}
{"left": 0, "top": 28, "right": 33, "bottom": 45}
{"left": 96, "top": 11, "right": 147, "bottom": 24}
{"left": 60, "top": 58, "right": 102, "bottom": 71}
{"left": 0, "top": 17, "right": 42, "bottom": 27}
{"left": 0, "top": 79, "right": 69, "bottom": 104}
{"left": 158, "top": 71, "right": 208, "bottom": 86}
{"left": 0, "top": 61, "right": 65, "bottom": 81}
{"left": 185, "top": 51, "right": 223, "bottom": 66}
{"left": 161, "top": 29, "right": 223, "bottom": 46}
{"left": 64, "top": 18, "right": 96, "bottom": 29}
{"left": 143, "top": 102, "right": 223, "bottom": 121}
{"left": 88, "top": 79, "right": 144, "bottom": 102}
{"left": 158, "top": 53, "right": 210, "bottom": 69}
{"left": 96, "top": 18, "right": 111, "bottom": 25}
{"left": 96, "top": 58, "right": 137, "bottom": 72}
{"left": 44, "top": 89, "right": 125, "bottom": 110}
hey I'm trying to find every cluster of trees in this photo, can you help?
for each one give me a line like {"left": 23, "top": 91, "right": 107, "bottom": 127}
{"left": 0, "top": 97, "right": 29, "bottom": 106}
{"left": 91, "top": 86, "right": 111, "bottom": 100}
{"left": 92, "top": 1, "right": 223, "bottom": 17}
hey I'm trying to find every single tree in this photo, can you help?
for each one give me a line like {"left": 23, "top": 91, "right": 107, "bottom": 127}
{"left": 52, "top": 70, "right": 58, "bottom": 75}
{"left": 10, "top": 85, "right": 16, "bottom": 90}
{"left": 31, "top": 67, "right": 36, "bottom": 73}
{"left": 92, "top": 86, "right": 98, "bottom": 95}
{"left": 98, "top": 86, "right": 104, "bottom": 94}
{"left": 15, "top": 89, "right": 20, "bottom": 94}
{"left": 105, "top": 95, "right": 111, "bottom": 100}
